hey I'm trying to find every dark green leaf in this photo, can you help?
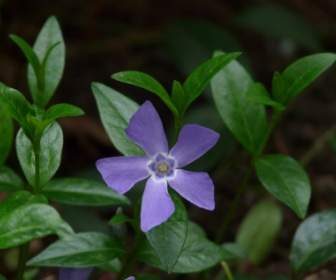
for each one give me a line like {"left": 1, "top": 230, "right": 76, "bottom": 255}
{"left": 247, "top": 83, "right": 284, "bottom": 110}
{"left": 16, "top": 122, "right": 63, "bottom": 188}
{"left": 221, "top": 243, "right": 247, "bottom": 262}
{"left": 45, "top": 103, "right": 84, "bottom": 121}
{"left": 0, "top": 191, "right": 69, "bottom": 249}
{"left": 211, "top": 54, "right": 268, "bottom": 155}
{"left": 255, "top": 155, "right": 311, "bottom": 218}
{"left": 0, "top": 166, "right": 24, "bottom": 191}
{"left": 112, "top": 71, "right": 177, "bottom": 115}
{"left": 235, "top": 4, "right": 322, "bottom": 50}
{"left": 184, "top": 52, "right": 241, "bottom": 107}
{"left": 9, "top": 35, "right": 41, "bottom": 77}
{"left": 0, "top": 103, "right": 14, "bottom": 165}
{"left": 109, "top": 212, "right": 131, "bottom": 225}
{"left": 237, "top": 200, "right": 282, "bottom": 264}
{"left": 43, "top": 177, "right": 129, "bottom": 206}
{"left": 28, "top": 16, "right": 65, "bottom": 107}
{"left": 146, "top": 196, "right": 188, "bottom": 272}
{"left": 290, "top": 209, "right": 336, "bottom": 272}
{"left": 274, "top": 53, "right": 336, "bottom": 104}
{"left": 171, "top": 80, "right": 187, "bottom": 114}
{"left": 28, "top": 232, "right": 124, "bottom": 267}
{"left": 92, "top": 82, "right": 143, "bottom": 156}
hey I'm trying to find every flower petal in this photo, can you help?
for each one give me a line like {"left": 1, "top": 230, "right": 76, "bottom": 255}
{"left": 141, "top": 177, "right": 175, "bottom": 232}
{"left": 126, "top": 101, "right": 168, "bottom": 156}
{"left": 169, "top": 169, "right": 215, "bottom": 210}
{"left": 59, "top": 268, "right": 93, "bottom": 280}
{"left": 170, "top": 124, "right": 219, "bottom": 167}
{"left": 96, "top": 156, "right": 149, "bottom": 194}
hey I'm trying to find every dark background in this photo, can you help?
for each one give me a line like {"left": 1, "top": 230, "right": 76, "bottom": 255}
{"left": 0, "top": 0, "right": 336, "bottom": 279}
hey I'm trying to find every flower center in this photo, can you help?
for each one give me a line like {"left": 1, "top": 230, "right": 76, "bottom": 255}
{"left": 148, "top": 153, "right": 176, "bottom": 179}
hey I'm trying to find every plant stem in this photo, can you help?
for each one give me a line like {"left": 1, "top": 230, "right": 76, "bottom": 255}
{"left": 221, "top": 261, "right": 234, "bottom": 280}
{"left": 300, "top": 126, "right": 336, "bottom": 167}
{"left": 16, "top": 243, "right": 29, "bottom": 280}
{"left": 33, "top": 140, "right": 41, "bottom": 193}
{"left": 173, "top": 114, "right": 183, "bottom": 141}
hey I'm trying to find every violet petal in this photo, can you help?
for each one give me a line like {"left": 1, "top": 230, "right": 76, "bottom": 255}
{"left": 59, "top": 268, "right": 93, "bottom": 280}
{"left": 169, "top": 169, "right": 215, "bottom": 210}
{"left": 126, "top": 101, "right": 168, "bottom": 156}
{"left": 141, "top": 177, "right": 175, "bottom": 232}
{"left": 170, "top": 124, "right": 219, "bottom": 167}
{"left": 96, "top": 156, "right": 149, "bottom": 194}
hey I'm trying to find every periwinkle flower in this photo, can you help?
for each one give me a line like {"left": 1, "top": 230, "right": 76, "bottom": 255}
{"left": 59, "top": 268, "right": 93, "bottom": 280}
{"left": 96, "top": 101, "right": 219, "bottom": 232}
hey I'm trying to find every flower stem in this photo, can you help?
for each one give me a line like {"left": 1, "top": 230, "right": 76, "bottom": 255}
{"left": 16, "top": 243, "right": 29, "bottom": 280}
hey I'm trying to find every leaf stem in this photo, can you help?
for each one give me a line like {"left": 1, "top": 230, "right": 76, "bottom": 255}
{"left": 221, "top": 261, "right": 234, "bottom": 280}
{"left": 16, "top": 243, "right": 29, "bottom": 280}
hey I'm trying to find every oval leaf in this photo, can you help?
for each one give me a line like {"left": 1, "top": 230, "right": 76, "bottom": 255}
{"left": 28, "top": 232, "right": 124, "bottom": 267}
{"left": 45, "top": 103, "right": 84, "bottom": 121}
{"left": 290, "top": 209, "right": 336, "bottom": 272}
{"left": 237, "top": 200, "right": 282, "bottom": 264}
{"left": 0, "top": 191, "right": 67, "bottom": 249}
{"left": 211, "top": 54, "right": 268, "bottom": 155}
{"left": 16, "top": 122, "right": 63, "bottom": 187}
{"left": 92, "top": 82, "right": 143, "bottom": 156}
{"left": 0, "top": 166, "right": 24, "bottom": 191}
{"left": 28, "top": 16, "right": 65, "bottom": 107}
{"left": 43, "top": 177, "right": 129, "bottom": 206}
{"left": 255, "top": 154, "right": 311, "bottom": 218}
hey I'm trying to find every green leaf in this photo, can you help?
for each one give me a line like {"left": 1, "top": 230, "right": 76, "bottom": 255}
{"left": 184, "top": 52, "right": 241, "bottom": 108}
{"left": 28, "top": 16, "right": 65, "bottom": 107}
{"left": 221, "top": 243, "right": 247, "bottom": 262}
{"left": 16, "top": 122, "right": 63, "bottom": 188}
{"left": 28, "top": 232, "right": 124, "bottom": 267}
{"left": 0, "top": 191, "right": 69, "bottom": 249}
{"left": 211, "top": 54, "right": 268, "bottom": 155}
{"left": 0, "top": 83, "right": 31, "bottom": 128}
{"left": 247, "top": 83, "right": 285, "bottom": 110}
{"left": 0, "top": 166, "right": 24, "bottom": 191}
{"left": 274, "top": 53, "right": 336, "bottom": 104}
{"left": 45, "top": 103, "right": 84, "bottom": 121}
{"left": 235, "top": 4, "right": 322, "bottom": 51}
{"left": 290, "top": 209, "right": 336, "bottom": 272}
{"left": 43, "top": 177, "right": 129, "bottom": 206}
{"left": 109, "top": 212, "right": 131, "bottom": 225}
{"left": 171, "top": 80, "right": 187, "bottom": 114}
{"left": 9, "top": 35, "right": 41, "bottom": 77}
{"left": 171, "top": 222, "right": 223, "bottom": 273}
{"left": 92, "top": 82, "right": 143, "bottom": 156}
{"left": 254, "top": 155, "right": 311, "bottom": 218}
{"left": 237, "top": 200, "right": 283, "bottom": 264}
{"left": 0, "top": 103, "right": 14, "bottom": 165}
{"left": 146, "top": 196, "right": 188, "bottom": 272}
{"left": 112, "top": 71, "right": 178, "bottom": 115}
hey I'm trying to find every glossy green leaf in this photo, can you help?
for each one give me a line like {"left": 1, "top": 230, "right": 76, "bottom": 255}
{"left": 45, "top": 103, "right": 84, "bottom": 121}
{"left": 112, "top": 71, "right": 177, "bottom": 115}
{"left": 28, "top": 16, "right": 65, "bottom": 107}
{"left": 92, "top": 82, "right": 143, "bottom": 156}
{"left": 16, "top": 122, "right": 63, "bottom": 188}
{"left": 184, "top": 52, "right": 241, "bottom": 107}
{"left": 0, "top": 166, "right": 24, "bottom": 191}
{"left": 290, "top": 209, "right": 336, "bottom": 272}
{"left": 43, "top": 177, "right": 129, "bottom": 206}
{"left": 235, "top": 4, "right": 322, "bottom": 50}
{"left": 0, "top": 191, "right": 68, "bottom": 249}
{"left": 274, "top": 53, "right": 336, "bottom": 104}
{"left": 237, "top": 200, "right": 282, "bottom": 264}
{"left": 0, "top": 83, "right": 31, "bottom": 127}
{"left": 172, "top": 222, "right": 223, "bottom": 273}
{"left": 255, "top": 154, "right": 311, "bottom": 218}
{"left": 0, "top": 104, "right": 14, "bottom": 165}
{"left": 211, "top": 55, "right": 268, "bottom": 155}
{"left": 10, "top": 35, "right": 40, "bottom": 77}
{"left": 28, "top": 232, "right": 124, "bottom": 267}
{"left": 247, "top": 83, "right": 284, "bottom": 110}
{"left": 146, "top": 196, "right": 188, "bottom": 272}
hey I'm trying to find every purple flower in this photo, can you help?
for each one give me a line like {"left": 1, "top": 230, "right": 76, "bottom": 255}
{"left": 59, "top": 268, "right": 93, "bottom": 280}
{"left": 125, "top": 277, "right": 135, "bottom": 280}
{"left": 96, "top": 101, "right": 219, "bottom": 232}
